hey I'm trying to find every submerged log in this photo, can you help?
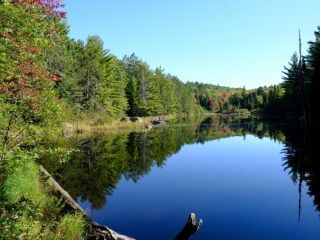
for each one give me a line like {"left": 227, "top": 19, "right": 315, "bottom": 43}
{"left": 39, "top": 165, "right": 135, "bottom": 240}
{"left": 173, "top": 213, "right": 203, "bottom": 240}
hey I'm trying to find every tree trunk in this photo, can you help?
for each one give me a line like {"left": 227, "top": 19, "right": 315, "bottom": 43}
{"left": 173, "top": 213, "right": 203, "bottom": 240}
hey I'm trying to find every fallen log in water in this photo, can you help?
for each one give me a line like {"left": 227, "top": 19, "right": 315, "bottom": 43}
{"left": 39, "top": 165, "right": 135, "bottom": 240}
{"left": 173, "top": 213, "right": 203, "bottom": 240}
{"left": 40, "top": 166, "right": 202, "bottom": 240}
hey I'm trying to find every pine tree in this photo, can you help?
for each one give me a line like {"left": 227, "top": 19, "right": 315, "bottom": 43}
{"left": 307, "top": 26, "right": 320, "bottom": 122}
{"left": 99, "top": 55, "right": 128, "bottom": 117}
{"left": 282, "top": 53, "right": 302, "bottom": 118}
{"left": 77, "top": 36, "right": 105, "bottom": 112}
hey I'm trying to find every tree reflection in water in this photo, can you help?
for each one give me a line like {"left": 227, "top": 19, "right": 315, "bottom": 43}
{"left": 281, "top": 126, "right": 319, "bottom": 221}
{"left": 39, "top": 117, "right": 320, "bottom": 217}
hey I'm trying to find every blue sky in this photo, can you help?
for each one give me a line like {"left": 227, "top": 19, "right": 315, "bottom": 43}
{"left": 63, "top": 0, "right": 319, "bottom": 89}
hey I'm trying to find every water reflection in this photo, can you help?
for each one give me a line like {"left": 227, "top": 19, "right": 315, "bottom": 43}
{"left": 280, "top": 127, "right": 319, "bottom": 221}
{"left": 39, "top": 116, "right": 320, "bottom": 221}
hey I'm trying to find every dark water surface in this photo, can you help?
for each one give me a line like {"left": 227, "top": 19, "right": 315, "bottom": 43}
{"left": 42, "top": 117, "right": 320, "bottom": 239}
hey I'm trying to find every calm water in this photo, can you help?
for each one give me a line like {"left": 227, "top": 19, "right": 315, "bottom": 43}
{"left": 42, "top": 117, "right": 320, "bottom": 239}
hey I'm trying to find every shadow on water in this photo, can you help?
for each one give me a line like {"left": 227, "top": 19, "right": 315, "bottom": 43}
{"left": 38, "top": 116, "right": 320, "bottom": 221}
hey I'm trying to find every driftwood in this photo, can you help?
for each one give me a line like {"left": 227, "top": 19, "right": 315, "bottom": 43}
{"left": 39, "top": 165, "right": 135, "bottom": 240}
{"left": 173, "top": 213, "right": 203, "bottom": 240}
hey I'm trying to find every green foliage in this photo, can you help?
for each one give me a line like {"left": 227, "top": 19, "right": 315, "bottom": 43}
{"left": 76, "top": 36, "right": 105, "bottom": 111}
{"left": 100, "top": 56, "right": 128, "bottom": 116}
{"left": 123, "top": 53, "right": 155, "bottom": 116}
{"left": 281, "top": 53, "right": 304, "bottom": 118}
{"left": 273, "top": 26, "right": 320, "bottom": 124}
{"left": 154, "top": 68, "right": 176, "bottom": 115}
{"left": 5, "top": 0, "right": 319, "bottom": 125}
{"left": 38, "top": 147, "right": 79, "bottom": 164}
{"left": 0, "top": 3, "right": 86, "bottom": 238}
{"left": 0, "top": 2, "right": 64, "bottom": 163}
{"left": 0, "top": 153, "right": 85, "bottom": 239}
{"left": 54, "top": 212, "right": 85, "bottom": 240}
{"left": 184, "top": 81, "right": 249, "bottom": 113}
{"left": 307, "top": 26, "right": 320, "bottom": 123}
{"left": 171, "top": 76, "right": 195, "bottom": 115}
{"left": 3, "top": 154, "right": 42, "bottom": 204}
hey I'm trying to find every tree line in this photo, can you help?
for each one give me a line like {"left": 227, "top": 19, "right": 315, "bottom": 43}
{"left": 49, "top": 34, "right": 207, "bottom": 118}
{"left": 1, "top": 0, "right": 320, "bottom": 160}
{"left": 0, "top": 1, "right": 285, "bottom": 121}
{"left": 191, "top": 28, "right": 320, "bottom": 126}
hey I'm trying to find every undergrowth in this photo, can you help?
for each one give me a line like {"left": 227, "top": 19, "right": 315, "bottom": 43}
{"left": 0, "top": 153, "right": 86, "bottom": 239}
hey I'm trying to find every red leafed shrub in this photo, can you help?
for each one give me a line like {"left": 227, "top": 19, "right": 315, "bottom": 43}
{"left": 11, "top": 0, "right": 66, "bottom": 18}
{"left": 209, "top": 99, "right": 216, "bottom": 108}
{"left": 0, "top": 1, "right": 66, "bottom": 109}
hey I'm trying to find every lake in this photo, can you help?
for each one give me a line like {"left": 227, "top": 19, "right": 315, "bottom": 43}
{"left": 42, "top": 117, "right": 320, "bottom": 240}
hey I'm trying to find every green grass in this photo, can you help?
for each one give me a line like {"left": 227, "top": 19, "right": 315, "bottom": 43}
{"left": 0, "top": 155, "right": 86, "bottom": 239}
{"left": 54, "top": 212, "right": 85, "bottom": 240}
{"left": 3, "top": 159, "right": 43, "bottom": 204}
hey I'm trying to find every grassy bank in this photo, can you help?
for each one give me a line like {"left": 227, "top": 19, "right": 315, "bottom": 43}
{"left": 68, "top": 114, "right": 179, "bottom": 132}
{"left": 66, "top": 112, "right": 252, "bottom": 133}
{"left": 0, "top": 154, "right": 85, "bottom": 239}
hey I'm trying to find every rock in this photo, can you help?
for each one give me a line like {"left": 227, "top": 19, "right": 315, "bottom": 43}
{"left": 62, "top": 123, "right": 73, "bottom": 138}
{"left": 120, "top": 117, "right": 131, "bottom": 122}
{"left": 130, "top": 117, "right": 142, "bottom": 123}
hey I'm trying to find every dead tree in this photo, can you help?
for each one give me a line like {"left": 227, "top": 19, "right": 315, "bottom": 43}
{"left": 173, "top": 213, "right": 203, "bottom": 240}
{"left": 298, "top": 30, "right": 311, "bottom": 126}
{"left": 39, "top": 166, "right": 134, "bottom": 240}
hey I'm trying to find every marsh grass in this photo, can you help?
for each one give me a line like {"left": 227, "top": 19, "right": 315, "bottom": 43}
{"left": 70, "top": 115, "right": 177, "bottom": 132}
{"left": 73, "top": 119, "right": 146, "bottom": 131}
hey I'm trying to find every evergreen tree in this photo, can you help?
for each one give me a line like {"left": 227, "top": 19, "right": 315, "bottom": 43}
{"left": 172, "top": 76, "right": 187, "bottom": 115}
{"left": 123, "top": 53, "right": 141, "bottom": 116}
{"left": 154, "top": 68, "right": 176, "bottom": 115}
{"left": 282, "top": 53, "right": 303, "bottom": 118}
{"left": 78, "top": 36, "right": 105, "bottom": 111}
{"left": 307, "top": 26, "right": 320, "bottom": 123}
{"left": 123, "top": 54, "right": 162, "bottom": 116}
{"left": 99, "top": 55, "right": 128, "bottom": 117}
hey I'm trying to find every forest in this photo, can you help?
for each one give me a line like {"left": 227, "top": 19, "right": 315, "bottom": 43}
{"left": 0, "top": 0, "right": 320, "bottom": 239}
{"left": 1, "top": 1, "right": 320, "bottom": 128}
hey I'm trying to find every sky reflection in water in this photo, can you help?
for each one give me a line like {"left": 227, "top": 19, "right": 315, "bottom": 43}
{"left": 79, "top": 135, "right": 320, "bottom": 240}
